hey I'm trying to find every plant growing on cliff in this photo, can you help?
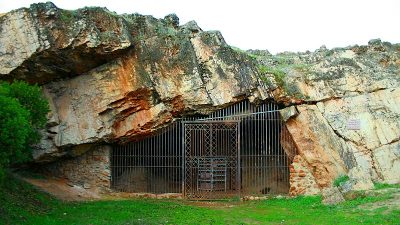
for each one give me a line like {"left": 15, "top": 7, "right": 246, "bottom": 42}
{"left": 0, "top": 81, "right": 49, "bottom": 181}
{"left": 333, "top": 175, "right": 350, "bottom": 187}
{"left": 258, "top": 65, "right": 286, "bottom": 87}
{"left": 59, "top": 10, "right": 76, "bottom": 24}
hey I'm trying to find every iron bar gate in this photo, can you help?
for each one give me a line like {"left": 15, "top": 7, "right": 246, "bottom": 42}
{"left": 111, "top": 100, "right": 296, "bottom": 199}
{"left": 183, "top": 121, "right": 240, "bottom": 199}
{"left": 111, "top": 122, "right": 182, "bottom": 193}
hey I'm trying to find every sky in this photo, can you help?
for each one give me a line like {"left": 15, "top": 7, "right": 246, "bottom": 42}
{"left": 1, "top": 0, "right": 399, "bottom": 54}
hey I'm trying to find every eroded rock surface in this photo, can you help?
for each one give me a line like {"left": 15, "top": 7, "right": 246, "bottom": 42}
{"left": 1, "top": 3, "right": 399, "bottom": 193}
{"left": 0, "top": 2, "right": 133, "bottom": 83}
{"left": 252, "top": 40, "right": 400, "bottom": 190}
{"left": 0, "top": 3, "right": 264, "bottom": 161}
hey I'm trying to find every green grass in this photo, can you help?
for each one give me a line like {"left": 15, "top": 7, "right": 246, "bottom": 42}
{"left": 1, "top": 173, "right": 399, "bottom": 225}
{"left": 0, "top": 173, "right": 60, "bottom": 224}
{"left": 374, "top": 182, "right": 400, "bottom": 190}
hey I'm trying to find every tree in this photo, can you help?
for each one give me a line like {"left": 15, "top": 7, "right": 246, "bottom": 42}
{"left": 0, "top": 81, "right": 49, "bottom": 180}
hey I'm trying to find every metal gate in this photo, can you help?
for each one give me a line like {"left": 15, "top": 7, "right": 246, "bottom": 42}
{"left": 183, "top": 121, "right": 240, "bottom": 199}
{"left": 111, "top": 100, "right": 295, "bottom": 199}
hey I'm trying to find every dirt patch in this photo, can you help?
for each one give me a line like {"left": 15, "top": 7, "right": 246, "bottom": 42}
{"left": 186, "top": 200, "right": 242, "bottom": 209}
{"left": 358, "top": 188, "right": 400, "bottom": 213}
{"left": 20, "top": 175, "right": 101, "bottom": 201}
{"left": 103, "top": 192, "right": 182, "bottom": 200}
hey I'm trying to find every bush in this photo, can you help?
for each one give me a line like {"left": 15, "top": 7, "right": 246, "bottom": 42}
{"left": 0, "top": 81, "right": 49, "bottom": 181}
{"left": 333, "top": 175, "right": 350, "bottom": 187}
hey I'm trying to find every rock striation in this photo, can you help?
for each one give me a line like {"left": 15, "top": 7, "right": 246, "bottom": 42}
{"left": 1, "top": 3, "right": 399, "bottom": 193}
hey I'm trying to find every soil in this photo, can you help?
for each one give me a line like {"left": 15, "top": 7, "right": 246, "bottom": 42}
{"left": 20, "top": 175, "right": 100, "bottom": 201}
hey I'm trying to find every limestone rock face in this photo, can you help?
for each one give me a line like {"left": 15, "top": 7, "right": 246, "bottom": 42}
{"left": 0, "top": 3, "right": 264, "bottom": 161}
{"left": 253, "top": 41, "right": 400, "bottom": 190}
{"left": 0, "top": 2, "right": 133, "bottom": 84}
{"left": 285, "top": 88, "right": 400, "bottom": 189}
{"left": 316, "top": 88, "right": 400, "bottom": 184}
{"left": 373, "top": 142, "right": 400, "bottom": 184}
{"left": 253, "top": 40, "right": 400, "bottom": 103}
{"left": 285, "top": 105, "right": 350, "bottom": 188}
{"left": 1, "top": 3, "right": 399, "bottom": 192}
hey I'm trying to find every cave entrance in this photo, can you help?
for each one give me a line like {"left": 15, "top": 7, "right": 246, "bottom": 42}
{"left": 110, "top": 100, "right": 296, "bottom": 199}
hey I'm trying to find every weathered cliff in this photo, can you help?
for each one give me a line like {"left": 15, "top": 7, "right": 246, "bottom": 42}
{"left": 1, "top": 2, "right": 266, "bottom": 161}
{"left": 1, "top": 2, "right": 399, "bottom": 193}
{"left": 251, "top": 41, "right": 400, "bottom": 194}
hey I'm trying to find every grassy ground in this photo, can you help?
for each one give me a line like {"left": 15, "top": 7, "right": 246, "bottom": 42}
{"left": 1, "top": 174, "right": 399, "bottom": 225}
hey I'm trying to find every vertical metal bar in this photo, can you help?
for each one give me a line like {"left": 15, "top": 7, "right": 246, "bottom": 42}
{"left": 183, "top": 121, "right": 186, "bottom": 197}
{"left": 162, "top": 127, "right": 165, "bottom": 194}
{"left": 274, "top": 104, "right": 277, "bottom": 193}
{"left": 257, "top": 103, "right": 260, "bottom": 195}
{"left": 151, "top": 131, "right": 154, "bottom": 193}
{"left": 110, "top": 145, "right": 113, "bottom": 189}
{"left": 116, "top": 145, "right": 118, "bottom": 191}
{"left": 176, "top": 121, "right": 179, "bottom": 193}
{"left": 133, "top": 141, "right": 136, "bottom": 193}
{"left": 164, "top": 127, "right": 166, "bottom": 193}
{"left": 120, "top": 143, "right": 123, "bottom": 192}
{"left": 279, "top": 117, "right": 282, "bottom": 193}
{"left": 171, "top": 123, "right": 174, "bottom": 193}
{"left": 118, "top": 144, "right": 121, "bottom": 191}
{"left": 251, "top": 102, "right": 254, "bottom": 195}
{"left": 263, "top": 103, "right": 267, "bottom": 195}
{"left": 128, "top": 143, "right": 130, "bottom": 193}
{"left": 237, "top": 122, "right": 241, "bottom": 198}
{"left": 141, "top": 136, "right": 144, "bottom": 193}
{"left": 259, "top": 103, "right": 262, "bottom": 195}
{"left": 120, "top": 144, "right": 122, "bottom": 191}
{"left": 124, "top": 143, "right": 127, "bottom": 192}
{"left": 268, "top": 103, "right": 271, "bottom": 194}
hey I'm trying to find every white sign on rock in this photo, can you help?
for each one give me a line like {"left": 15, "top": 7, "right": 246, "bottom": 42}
{"left": 347, "top": 119, "right": 361, "bottom": 130}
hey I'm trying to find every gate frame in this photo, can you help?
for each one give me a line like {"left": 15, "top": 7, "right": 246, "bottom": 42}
{"left": 181, "top": 120, "right": 241, "bottom": 200}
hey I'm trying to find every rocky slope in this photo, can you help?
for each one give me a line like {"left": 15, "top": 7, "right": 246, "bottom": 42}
{"left": 0, "top": 2, "right": 399, "bottom": 193}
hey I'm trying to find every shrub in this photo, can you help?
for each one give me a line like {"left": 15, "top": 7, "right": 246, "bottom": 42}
{"left": 333, "top": 175, "right": 350, "bottom": 187}
{"left": 0, "top": 81, "right": 49, "bottom": 181}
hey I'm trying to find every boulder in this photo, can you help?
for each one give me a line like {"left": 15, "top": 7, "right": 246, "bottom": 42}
{"left": 322, "top": 187, "right": 345, "bottom": 205}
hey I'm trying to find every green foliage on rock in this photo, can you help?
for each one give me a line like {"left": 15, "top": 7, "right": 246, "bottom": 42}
{"left": 258, "top": 65, "right": 286, "bottom": 87}
{"left": 0, "top": 81, "right": 49, "bottom": 181}
{"left": 333, "top": 175, "right": 350, "bottom": 187}
{"left": 59, "top": 10, "right": 76, "bottom": 24}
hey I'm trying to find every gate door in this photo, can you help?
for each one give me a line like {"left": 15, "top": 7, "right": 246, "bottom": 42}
{"left": 183, "top": 121, "right": 240, "bottom": 199}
